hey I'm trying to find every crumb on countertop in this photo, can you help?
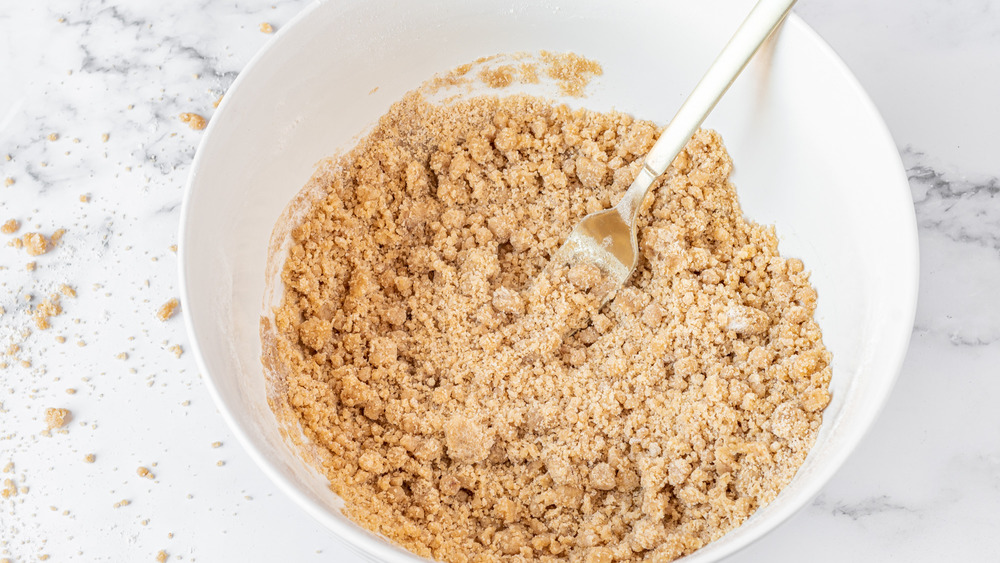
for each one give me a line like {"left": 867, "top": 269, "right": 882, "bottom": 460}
{"left": 44, "top": 407, "right": 71, "bottom": 431}
{"left": 157, "top": 299, "right": 179, "bottom": 321}
{"left": 179, "top": 113, "right": 207, "bottom": 130}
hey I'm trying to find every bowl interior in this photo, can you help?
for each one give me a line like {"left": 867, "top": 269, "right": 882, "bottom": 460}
{"left": 180, "top": 1, "right": 918, "bottom": 561}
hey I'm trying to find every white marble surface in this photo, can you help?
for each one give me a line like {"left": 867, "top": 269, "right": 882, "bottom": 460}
{"left": 1, "top": 0, "right": 998, "bottom": 561}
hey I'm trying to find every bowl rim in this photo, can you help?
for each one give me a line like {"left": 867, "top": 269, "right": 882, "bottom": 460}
{"left": 177, "top": 3, "right": 919, "bottom": 561}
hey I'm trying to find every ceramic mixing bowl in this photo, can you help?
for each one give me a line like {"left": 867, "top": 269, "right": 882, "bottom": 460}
{"left": 179, "top": 1, "right": 918, "bottom": 561}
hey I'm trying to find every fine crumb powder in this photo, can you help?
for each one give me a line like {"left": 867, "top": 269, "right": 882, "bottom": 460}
{"left": 179, "top": 113, "right": 207, "bottom": 130}
{"left": 267, "top": 89, "right": 831, "bottom": 561}
{"left": 157, "top": 299, "right": 179, "bottom": 321}
{"left": 44, "top": 407, "right": 71, "bottom": 431}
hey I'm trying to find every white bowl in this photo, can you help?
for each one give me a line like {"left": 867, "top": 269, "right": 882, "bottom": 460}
{"left": 179, "top": 1, "right": 918, "bottom": 561}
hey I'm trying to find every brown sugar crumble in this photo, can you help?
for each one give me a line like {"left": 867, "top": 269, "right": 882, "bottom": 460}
{"left": 179, "top": 113, "right": 207, "bottom": 130}
{"left": 157, "top": 298, "right": 179, "bottom": 321}
{"left": 265, "top": 87, "right": 831, "bottom": 561}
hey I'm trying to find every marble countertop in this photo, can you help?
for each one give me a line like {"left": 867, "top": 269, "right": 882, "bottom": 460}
{"left": 1, "top": 0, "right": 997, "bottom": 561}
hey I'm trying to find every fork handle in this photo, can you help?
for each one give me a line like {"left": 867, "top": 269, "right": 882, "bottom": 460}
{"left": 617, "top": 0, "right": 797, "bottom": 220}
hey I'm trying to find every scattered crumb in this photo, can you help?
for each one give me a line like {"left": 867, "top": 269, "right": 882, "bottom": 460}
{"left": 39, "top": 555, "right": 50, "bottom": 561}
{"left": 157, "top": 299, "right": 179, "bottom": 321}
{"left": 55, "top": 335, "right": 66, "bottom": 343}
{"left": 25, "top": 261, "right": 36, "bottom": 271}
{"left": 2, "top": 462, "right": 12, "bottom": 473}
{"left": 168, "top": 344, "right": 183, "bottom": 358}
{"left": 113, "top": 499, "right": 131, "bottom": 508}
{"left": 60, "top": 284, "right": 76, "bottom": 297}
{"left": 66, "top": 388, "right": 76, "bottom": 394}
{"left": 157, "top": 550, "right": 169, "bottom": 562}
{"left": 179, "top": 113, "right": 207, "bottom": 130}
{"left": 3, "top": 177, "right": 13, "bottom": 186}
{"left": 1, "top": 219, "right": 18, "bottom": 234}
{"left": 259, "top": 22, "right": 274, "bottom": 33}
{"left": 1, "top": 479, "right": 16, "bottom": 498}
{"left": 368, "top": 86, "right": 379, "bottom": 95}
{"left": 213, "top": 95, "right": 224, "bottom": 108}
{"left": 211, "top": 441, "right": 222, "bottom": 448}
{"left": 33, "top": 294, "right": 63, "bottom": 330}
{"left": 137, "top": 466, "right": 155, "bottom": 479}
{"left": 84, "top": 454, "right": 96, "bottom": 463}
{"left": 22, "top": 232, "right": 49, "bottom": 256}
{"left": 216, "top": 460, "right": 225, "bottom": 467}
{"left": 478, "top": 65, "right": 516, "bottom": 88}
{"left": 116, "top": 352, "right": 128, "bottom": 360}
{"left": 540, "top": 50, "right": 604, "bottom": 96}
{"left": 47, "top": 133, "right": 59, "bottom": 141}
{"left": 45, "top": 407, "right": 71, "bottom": 431}
{"left": 169, "top": 244, "right": 177, "bottom": 253}
{"left": 80, "top": 194, "right": 90, "bottom": 202}
{"left": 101, "top": 133, "right": 110, "bottom": 142}
{"left": 51, "top": 228, "right": 66, "bottom": 244}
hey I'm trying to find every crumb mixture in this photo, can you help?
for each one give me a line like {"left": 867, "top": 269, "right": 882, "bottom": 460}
{"left": 266, "top": 91, "right": 831, "bottom": 562}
